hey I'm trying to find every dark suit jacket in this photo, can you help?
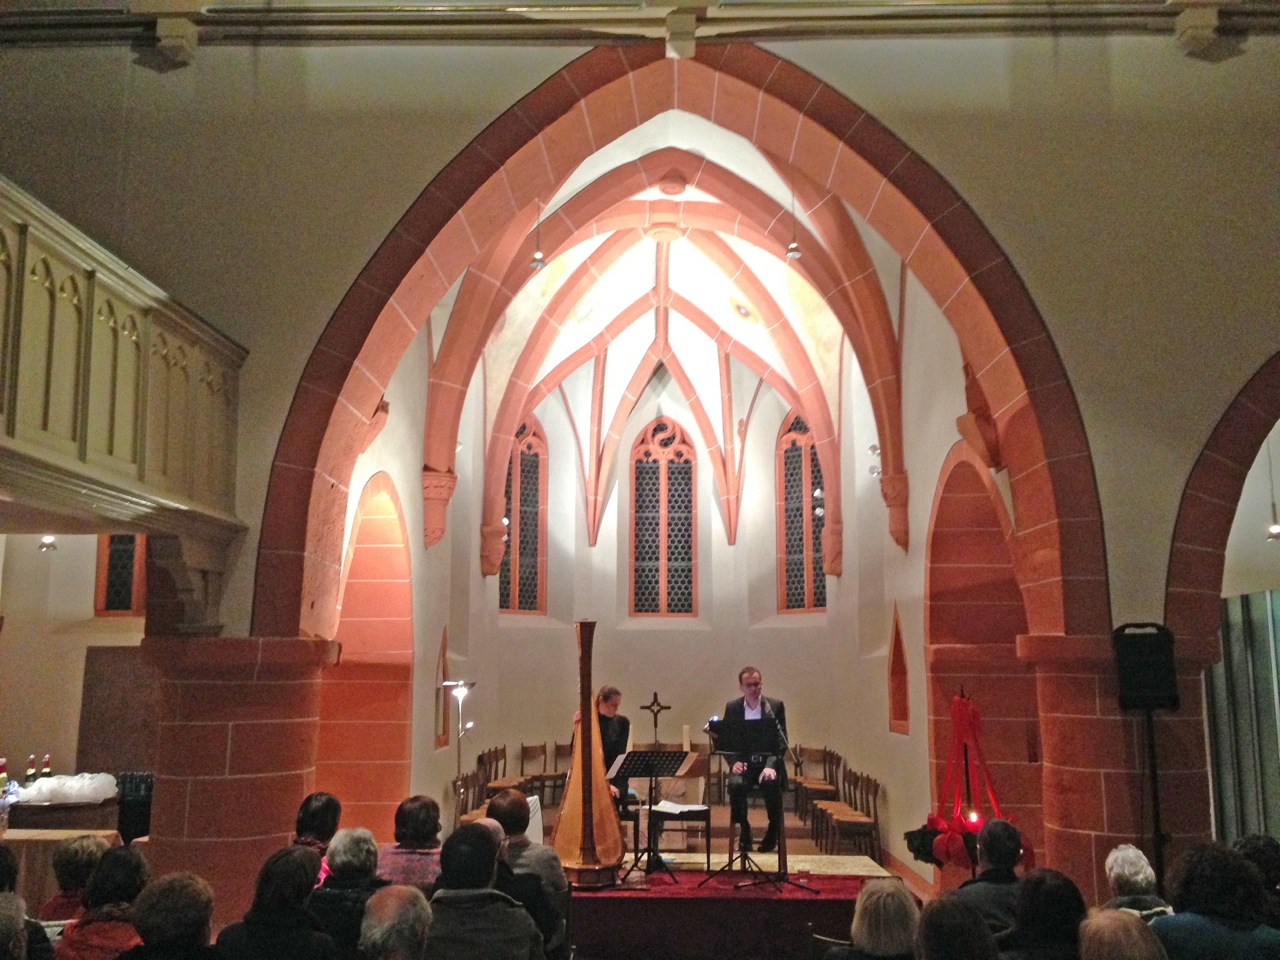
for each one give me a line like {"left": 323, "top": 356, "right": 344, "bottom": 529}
{"left": 722, "top": 696, "right": 788, "bottom": 788}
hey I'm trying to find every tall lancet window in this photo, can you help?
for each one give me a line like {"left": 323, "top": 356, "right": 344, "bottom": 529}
{"left": 499, "top": 418, "right": 547, "bottom": 613}
{"left": 631, "top": 417, "right": 697, "bottom": 616}
{"left": 777, "top": 412, "right": 827, "bottom": 612}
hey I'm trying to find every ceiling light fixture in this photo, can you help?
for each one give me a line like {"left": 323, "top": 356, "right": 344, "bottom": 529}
{"left": 1267, "top": 436, "right": 1280, "bottom": 542}
{"left": 786, "top": 192, "right": 802, "bottom": 261}
{"left": 530, "top": 200, "right": 547, "bottom": 270}
{"left": 38, "top": 535, "right": 57, "bottom": 553}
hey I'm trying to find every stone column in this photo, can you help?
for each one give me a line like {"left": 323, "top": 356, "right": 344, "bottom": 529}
{"left": 1017, "top": 633, "right": 1218, "bottom": 904}
{"left": 141, "top": 636, "right": 340, "bottom": 927}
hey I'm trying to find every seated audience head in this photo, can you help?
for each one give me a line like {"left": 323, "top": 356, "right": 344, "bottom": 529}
{"left": 131, "top": 873, "right": 214, "bottom": 947}
{"left": 394, "top": 796, "right": 442, "bottom": 850}
{"left": 474, "top": 818, "right": 507, "bottom": 854}
{"left": 487, "top": 789, "right": 531, "bottom": 839}
{"left": 915, "top": 896, "right": 998, "bottom": 960}
{"left": 848, "top": 878, "right": 918, "bottom": 956}
{"left": 295, "top": 792, "right": 342, "bottom": 845}
{"left": 1106, "top": 843, "right": 1159, "bottom": 898}
{"left": 1008, "top": 868, "right": 1087, "bottom": 950}
{"left": 252, "top": 846, "right": 323, "bottom": 913}
{"left": 0, "top": 846, "right": 19, "bottom": 894}
{"left": 0, "top": 894, "right": 26, "bottom": 960}
{"left": 1234, "top": 834, "right": 1280, "bottom": 893}
{"left": 84, "top": 845, "right": 150, "bottom": 909}
{"left": 438, "top": 823, "right": 500, "bottom": 891}
{"left": 326, "top": 828, "right": 379, "bottom": 882}
{"left": 359, "top": 885, "right": 431, "bottom": 960}
{"left": 975, "top": 819, "right": 1022, "bottom": 872}
{"left": 1169, "top": 842, "right": 1266, "bottom": 926}
{"left": 52, "top": 835, "right": 111, "bottom": 897}
{"left": 1079, "top": 909, "right": 1169, "bottom": 960}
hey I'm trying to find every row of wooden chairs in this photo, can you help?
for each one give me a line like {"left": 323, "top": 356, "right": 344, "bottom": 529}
{"left": 792, "top": 745, "right": 843, "bottom": 820}
{"left": 811, "top": 767, "right": 881, "bottom": 859}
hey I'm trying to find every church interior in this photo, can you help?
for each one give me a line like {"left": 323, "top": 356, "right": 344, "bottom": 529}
{"left": 0, "top": 0, "right": 1277, "bottom": 932}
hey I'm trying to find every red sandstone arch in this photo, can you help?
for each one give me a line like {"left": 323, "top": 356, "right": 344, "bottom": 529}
{"left": 925, "top": 442, "right": 1043, "bottom": 886}
{"left": 1166, "top": 351, "right": 1280, "bottom": 650}
{"left": 252, "top": 42, "right": 1105, "bottom": 666}
{"left": 315, "top": 472, "right": 414, "bottom": 840}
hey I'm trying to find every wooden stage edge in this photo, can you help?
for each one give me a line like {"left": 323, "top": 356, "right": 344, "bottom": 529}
{"left": 569, "top": 857, "right": 888, "bottom": 960}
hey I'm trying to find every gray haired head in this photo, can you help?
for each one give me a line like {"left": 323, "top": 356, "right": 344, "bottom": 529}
{"left": 1105, "top": 843, "right": 1157, "bottom": 897}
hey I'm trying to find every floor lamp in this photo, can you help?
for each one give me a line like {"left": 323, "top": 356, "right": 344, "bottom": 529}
{"left": 442, "top": 680, "right": 477, "bottom": 778}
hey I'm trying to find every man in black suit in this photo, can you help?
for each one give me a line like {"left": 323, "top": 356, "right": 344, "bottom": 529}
{"left": 723, "top": 666, "right": 788, "bottom": 853}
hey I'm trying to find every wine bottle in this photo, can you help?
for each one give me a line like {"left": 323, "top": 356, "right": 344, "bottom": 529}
{"left": 40, "top": 754, "right": 51, "bottom": 778}
{"left": 23, "top": 755, "right": 36, "bottom": 786}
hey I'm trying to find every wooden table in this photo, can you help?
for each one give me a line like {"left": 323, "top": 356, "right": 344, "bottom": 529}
{"left": 2, "top": 829, "right": 122, "bottom": 914}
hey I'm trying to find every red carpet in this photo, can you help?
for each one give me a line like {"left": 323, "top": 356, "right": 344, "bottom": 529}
{"left": 570, "top": 868, "right": 865, "bottom": 960}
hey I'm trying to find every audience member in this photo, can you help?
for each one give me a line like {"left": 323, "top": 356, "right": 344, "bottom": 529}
{"left": 215, "top": 846, "right": 338, "bottom": 960}
{"left": 0, "top": 843, "right": 55, "bottom": 960}
{"left": 467, "top": 818, "right": 562, "bottom": 957}
{"left": 0, "top": 894, "right": 27, "bottom": 960}
{"left": 915, "top": 896, "right": 999, "bottom": 960}
{"left": 1234, "top": 834, "right": 1280, "bottom": 929}
{"left": 486, "top": 788, "right": 567, "bottom": 956}
{"left": 117, "top": 873, "right": 219, "bottom": 960}
{"left": 358, "top": 886, "right": 431, "bottom": 960}
{"left": 1079, "top": 909, "right": 1169, "bottom": 960}
{"left": 952, "top": 820, "right": 1024, "bottom": 939}
{"left": 55, "top": 845, "right": 149, "bottom": 960}
{"left": 824, "top": 877, "right": 917, "bottom": 960}
{"left": 425, "top": 822, "right": 544, "bottom": 960}
{"left": 308, "top": 828, "right": 389, "bottom": 959}
{"left": 293, "top": 793, "right": 342, "bottom": 886}
{"left": 1151, "top": 843, "right": 1280, "bottom": 959}
{"left": 996, "top": 868, "right": 1086, "bottom": 960}
{"left": 377, "top": 798, "right": 443, "bottom": 891}
{"left": 40, "top": 836, "right": 111, "bottom": 921}
{"left": 1103, "top": 844, "right": 1172, "bottom": 923}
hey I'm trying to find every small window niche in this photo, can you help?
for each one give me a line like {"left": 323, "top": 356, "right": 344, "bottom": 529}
{"left": 889, "top": 607, "right": 909, "bottom": 735}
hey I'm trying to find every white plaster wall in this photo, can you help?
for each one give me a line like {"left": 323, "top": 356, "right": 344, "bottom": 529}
{"left": 0, "top": 534, "right": 144, "bottom": 771}
{"left": 1223, "top": 421, "right": 1280, "bottom": 598}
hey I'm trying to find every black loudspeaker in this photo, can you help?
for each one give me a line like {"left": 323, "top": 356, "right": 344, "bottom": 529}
{"left": 1112, "top": 623, "right": 1179, "bottom": 711}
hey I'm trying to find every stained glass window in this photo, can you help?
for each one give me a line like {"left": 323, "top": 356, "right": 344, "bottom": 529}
{"left": 777, "top": 413, "right": 826, "bottom": 612}
{"left": 94, "top": 533, "right": 146, "bottom": 617}
{"left": 631, "top": 417, "right": 696, "bottom": 615}
{"left": 498, "top": 419, "right": 547, "bottom": 613}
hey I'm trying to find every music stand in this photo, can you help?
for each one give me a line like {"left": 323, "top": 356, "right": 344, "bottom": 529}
{"left": 700, "top": 719, "right": 817, "bottom": 893}
{"left": 612, "top": 749, "right": 694, "bottom": 882}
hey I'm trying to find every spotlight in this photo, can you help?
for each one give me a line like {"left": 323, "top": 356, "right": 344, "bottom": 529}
{"left": 785, "top": 241, "right": 802, "bottom": 260}
{"left": 38, "top": 535, "right": 57, "bottom": 553}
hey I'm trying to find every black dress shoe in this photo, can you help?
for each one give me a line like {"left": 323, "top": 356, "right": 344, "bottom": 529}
{"left": 739, "top": 829, "right": 753, "bottom": 852}
{"left": 759, "top": 830, "right": 778, "bottom": 853}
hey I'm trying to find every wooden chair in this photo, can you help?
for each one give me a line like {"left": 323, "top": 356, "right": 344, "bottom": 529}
{"left": 827, "top": 771, "right": 880, "bottom": 860}
{"left": 811, "top": 764, "right": 857, "bottom": 848}
{"left": 545, "top": 741, "right": 573, "bottom": 806}
{"left": 479, "top": 745, "right": 530, "bottom": 797}
{"left": 794, "top": 746, "right": 839, "bottom": 823}
{"left": 520, "top": 742, "right": 550, "bottom": 804}
{"left": 454, "top": 770, "right": 487, "bottom": 827}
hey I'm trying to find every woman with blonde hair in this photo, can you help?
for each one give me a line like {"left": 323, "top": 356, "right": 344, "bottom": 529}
{"left": 1080, "top": 909, "right": 1169, "bottom": 960}
{"left": 825, "top": 878, "right": 918, "bottom": 960}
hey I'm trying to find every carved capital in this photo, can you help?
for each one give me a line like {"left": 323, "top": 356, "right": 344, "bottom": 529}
{"left": 421, "top": 468, "right": 458, "bottom": 547}
{"left": 881, "top": 471, "right": 909, "bottom": 552}
{"left": 821, "top": 521, "right": 843, "bottom": 577}
{"left": 880, "top": 470, "right": 909, "bottom": 508}
{"left": 480, "top": 523, "right": 508, "bottom": 576}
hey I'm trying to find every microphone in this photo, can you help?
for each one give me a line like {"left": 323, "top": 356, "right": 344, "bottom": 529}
{"left": 702, "top": 714, "right": 720, "bottom": 733}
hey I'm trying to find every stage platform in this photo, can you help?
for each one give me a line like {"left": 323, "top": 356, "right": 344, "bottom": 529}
{"left": 569, "top": 856, "right": 888, "bottom": 960}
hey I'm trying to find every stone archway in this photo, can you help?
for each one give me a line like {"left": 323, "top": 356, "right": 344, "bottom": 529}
{"left": 251, "top": 42, "right": 1107, "bottom": 653}
{"left": 925, "top": 442, "right": 1042, "bottom": 885}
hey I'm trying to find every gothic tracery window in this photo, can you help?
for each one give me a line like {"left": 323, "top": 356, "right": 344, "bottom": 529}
{"left": 498, "top": 419, "right": 547, "bottom": 613}
{"left": 631, "top": 417, "right": 696, "bottom": 616}
{"left": 777, "top": 412, "right": 826, "bottom": 612}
